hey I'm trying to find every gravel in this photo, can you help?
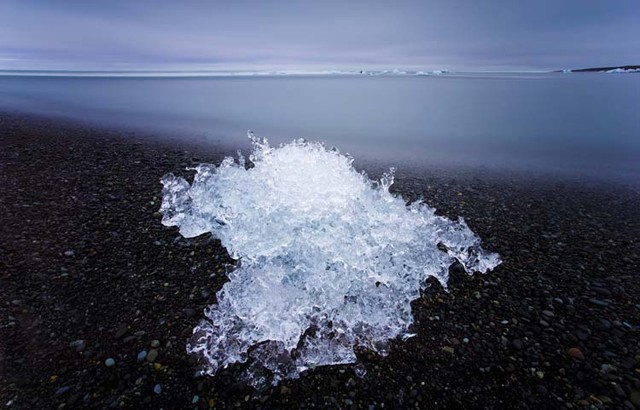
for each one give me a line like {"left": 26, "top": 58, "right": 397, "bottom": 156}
{"left": 1, "top": 113, "right": 639, "bottom": 409}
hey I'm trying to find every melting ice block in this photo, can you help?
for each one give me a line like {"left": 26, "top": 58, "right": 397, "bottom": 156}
{"left": 160, "top": 133, "right": 500, "bottom": 387}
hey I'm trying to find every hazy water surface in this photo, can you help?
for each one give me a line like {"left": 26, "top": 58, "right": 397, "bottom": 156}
{"left": 0, "top": 73, "right": 638, "bottom": 186}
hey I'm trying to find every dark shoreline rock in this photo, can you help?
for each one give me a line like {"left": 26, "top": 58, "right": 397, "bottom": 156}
{"left": 1, "top": 112, "right": 639, "bottom": 409}
{"left": 568, "top": 65, "right": 640, "bottom": 73}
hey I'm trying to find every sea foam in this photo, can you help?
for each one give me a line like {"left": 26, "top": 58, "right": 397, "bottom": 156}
{"left": 160, "top": 133, "right": 500, "bottom": 387}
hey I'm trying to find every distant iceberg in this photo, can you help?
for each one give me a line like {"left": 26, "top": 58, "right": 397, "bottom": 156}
{"left": 416, "top": 69, "right": 450, "bottom": 76}
{"left": 160, "top": 133, "right": 501, "bottom": 387}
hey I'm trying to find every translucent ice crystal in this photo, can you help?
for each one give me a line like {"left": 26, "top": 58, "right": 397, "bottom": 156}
{"left": 160, "top": 132, "right": 500, "bottom": 387}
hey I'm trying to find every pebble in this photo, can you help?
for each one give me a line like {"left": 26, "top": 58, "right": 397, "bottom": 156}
{"left": 613, "top": 383, "right": 626, "bottom": 397}
{"left": 599, "top": 396, "right": 613, "bottom": 404}
{"left": 137, "top": 350, "right": 148, "bottom": 361}
{"left": 442, "top": 346, "right": 455, "bottom": 354}
{"left": 114, "top": 325, "right": 128, "bottom": 339}
{"left": 536, "top": 385, "right": 547, "bottom": 395}
{"left": 154, "top": 384, "right": 162, "bottom": 394}
{"left": 105, "top": 358, "right": 116, "bottom": 367}
{"left": 192, "top": 395, "right": 200, "bottom": 404}
{"left": 576, "top": 329, "right": 590, "bottom": 341}
{"left": 280, "top": 385, "right": 291, "bottom": 394}
{"left": 122, "top": 336, "right": 136, "bottom": 344}
{"left": 55, "top": 386, "right": 71, "bottom": 396}
{"left": 146, "top": 349, "right": 159, "bottom": 362}
{"left": 593, "top": 287, "right": 612, "bottom": 297}
{"left": 150, "top": 339, "right": 160, "bottom": 348}
{"left": 597, "top": 318, "right": 611, "bottom": 330}
{"left": 589, "top": 298, "right": 609, "bottom": 307}
{"left": 567, "top": 347, "right": 585, "bottom": 360}
{"left": 69, "top": 340, "right": 85, "bottom": 352}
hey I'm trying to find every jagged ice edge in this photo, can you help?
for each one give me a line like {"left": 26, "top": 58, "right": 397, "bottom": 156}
{"left": 159, "top": 132, "right": 501, "bottom": 387}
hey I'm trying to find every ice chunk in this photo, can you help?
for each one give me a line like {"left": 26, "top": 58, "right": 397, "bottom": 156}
{"left": 417, "top": 70, "right": 450, "bottom": 76}
{"left": 160, "top": 133, "right": 500, "bottom": 387}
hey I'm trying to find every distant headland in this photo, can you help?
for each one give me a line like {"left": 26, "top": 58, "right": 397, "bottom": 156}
{"left": 558, "top": 65, "right": 640, "bottom": 73}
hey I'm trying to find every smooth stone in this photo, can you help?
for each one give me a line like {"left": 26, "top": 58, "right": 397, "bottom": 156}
{"left": 137, "top": 350, "right": 147, "bottom": 361}
{"left": 150, "top": 340, "right": 160, "bottom": 348}
{"left": 154, "top": 384, "right": 162, "bottom": 394}
{"left": 589, "top": 298, "right": 609, "bottom": 307}
{"left": 192, "top": 395, "right": 200, "bottom": 404}
{"left": 69, "top": 340, "right": 85, "bottom": 352}
{"left": 442, "top": 346, "right": 455, "bottom": 354}
{"left": 599, "top": 396, "right": 613, "bottom": 404}
{"left": 567, "top": 347, "right": 585, "bottom": 360}
{"left": 114, "top": 326, "right": 128, "bottom": 339}
{"left": 576, "top": 329, "right": 590, "bottom": 341}
{"left": 613, "top": 384, "right": 626, "bottom": 397}
{"left": 105, "top": 358, "right": 116, "bottom": 367}
{"left": 55, "top": 386, "right": 71, "bottom": 396}
{"left": 122, "top": 336, "right": 136, "bottom": 344}
{"left": 280, "top": 385, "right": 292, "bottom": 394}
{"left": 592, "top": 287, "right": 612, "bottom": 297}
{"left": 146, "top": 349, "right": 159, "bottom": 362}
{"left": 598, "top": 319, "right": 612, "bottom": 330}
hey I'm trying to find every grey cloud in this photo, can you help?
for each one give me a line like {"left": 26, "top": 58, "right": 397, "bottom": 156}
{"left": 0, "top": 0, "right": 638, "bottom": 71}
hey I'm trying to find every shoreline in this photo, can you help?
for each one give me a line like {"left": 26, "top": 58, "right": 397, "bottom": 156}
{"left": 1, "top": 112, "right": 639, "bottom": 408}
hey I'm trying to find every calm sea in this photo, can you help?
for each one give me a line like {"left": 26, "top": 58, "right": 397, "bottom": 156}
{"left": 0, "top": 73, "right": 638, "bottom": 186}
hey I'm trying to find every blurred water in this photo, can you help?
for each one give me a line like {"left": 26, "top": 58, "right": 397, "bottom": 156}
{"left": 0, "top": 73, "right": 638, "bottom": 186}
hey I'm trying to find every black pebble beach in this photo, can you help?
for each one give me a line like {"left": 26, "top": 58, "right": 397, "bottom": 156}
{"left": 1, "top": 113, "right": 639, "bottom": 409}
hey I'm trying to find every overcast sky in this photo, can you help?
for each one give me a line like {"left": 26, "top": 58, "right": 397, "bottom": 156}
{"left": 0, "top": 0, "right": 638, "bottom": 71}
